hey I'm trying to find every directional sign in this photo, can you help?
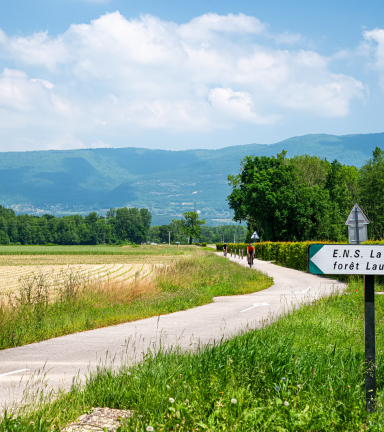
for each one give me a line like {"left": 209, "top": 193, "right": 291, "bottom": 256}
{"left": 308, "top": 244, "right": 384, "bottom": 275}
{"left": 251, "top": 231, "right": 259, "bottom": 240}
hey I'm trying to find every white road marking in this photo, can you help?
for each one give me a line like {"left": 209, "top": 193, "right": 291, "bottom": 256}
{"left": 240, "top": 302, "right": 270, "bottom": 313}
{"left": 293, "top": 286, "right": 311, "bottom": 294}
{"left": 0, "top": 369, "right": 28, "bottom": 378}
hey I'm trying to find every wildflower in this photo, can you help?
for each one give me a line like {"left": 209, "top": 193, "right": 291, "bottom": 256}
{"left": 330, "top": 388, "right": 333, "bottom": 391}
{"left": 281, "top": 377, "right": 287, "bottom": 382}
{"left": 355, "top": 289, "right": 358, "bottom": 292}
{"left": 231, "top": 399, "right": 237, "bottom": 404}
{"left": 146, "top": 427, "right": 154, "bottom": 432}
{"left": 169, "top": 397, "right": 175, "bottom": 403}
{"left": 176, "top": 425, "right": 179, "bottom": 427}
{"left": 167, "top": 385, "right": 170, "bottom": 389}
{"left": 348, "top": 385, "right": 351, "bottom": 388}
{"left": 274, "top": 386, "right": 280, "bottom": 391}
{"left": 134, "top": 376, "right": 139, "bottom": 379}
{"left": 284, "top": 401, "right": 289, "bottom": 407}
{"left": 127, "top": 372, "right": 131, "bottom": 376}
{"left": 297, "top": 384, "right": 301, "bottom": 389}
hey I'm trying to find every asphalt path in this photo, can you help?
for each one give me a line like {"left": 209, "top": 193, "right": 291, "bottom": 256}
{"left": 0, "top": 253, "right": 346, "bottom": 410}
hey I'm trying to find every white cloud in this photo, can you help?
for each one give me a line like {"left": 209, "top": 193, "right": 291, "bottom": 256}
{"left": 0, "top": 12, "right": 369, "bottom": 149}
{"left": 364, "top": 29, "right": 384, "bottom": 88}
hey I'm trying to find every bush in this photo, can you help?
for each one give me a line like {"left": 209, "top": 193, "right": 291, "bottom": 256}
{"left": 217, "top": 240, "right": 384, "bottom": 283}
{"left": 202, "top": 242, "right": 207, "bottom": 247}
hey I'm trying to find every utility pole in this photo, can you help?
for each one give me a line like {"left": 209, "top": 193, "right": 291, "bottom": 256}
{"left": 234, "top": 234, "right": 235, "bottom": 243}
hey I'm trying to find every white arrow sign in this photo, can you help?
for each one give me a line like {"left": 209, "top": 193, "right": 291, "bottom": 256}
{"left": 240, "top": 301, "right": 270, "bottom": 313}
{"left": 309, "top": 244, "right": 384, "bottom": 275}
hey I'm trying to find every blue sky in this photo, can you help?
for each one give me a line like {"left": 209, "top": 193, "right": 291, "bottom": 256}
{"left": 0, "top": 0, "right": 383, "bottom": 151}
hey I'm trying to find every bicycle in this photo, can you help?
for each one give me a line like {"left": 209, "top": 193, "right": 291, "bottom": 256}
{"left": 248, "top": 253, "right": 254, "bottom": 268}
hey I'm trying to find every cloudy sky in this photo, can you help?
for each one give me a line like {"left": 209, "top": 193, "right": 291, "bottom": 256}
{"left": 0, "top": 0, "right": 383, "bottom": 151}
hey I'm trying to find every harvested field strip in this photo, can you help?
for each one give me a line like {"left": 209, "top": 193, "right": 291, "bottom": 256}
{"left": 123, "top": 264, "right": 144, "bottom": 281}
{"left": 140, "top": 265, "right": 154, "bottom": 281}
{"left": 0, "top": 264, "right": 151, "bottom": 296}
{"left": 80, "top": 264, "right": 106, "bottom": 276}
{"left": 103, "top": 265, "right": 124, "bottom": 277}
{"left": 110, "top": 265, "right": 134, "bottom": 280}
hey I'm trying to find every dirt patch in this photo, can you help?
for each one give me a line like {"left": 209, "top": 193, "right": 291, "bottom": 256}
{"left": 63, "top": 407, "right": 132, "bottom": 431}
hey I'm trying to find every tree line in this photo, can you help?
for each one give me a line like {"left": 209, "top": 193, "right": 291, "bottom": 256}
{"left": 148, "top": 214, "right": 247, "bottom": 244}
{"left": 0, "top": 207, "right": 151, "bottom": 245}
{"left": 227, "top": 148, "right": 384, "bottom": 242}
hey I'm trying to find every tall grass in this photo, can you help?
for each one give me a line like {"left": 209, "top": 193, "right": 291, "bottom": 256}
{"left": 3, "top": 281, "right": 384, "bottom": 431}
{"left": 0, "top": 251, "right": 272, "bottom": 349}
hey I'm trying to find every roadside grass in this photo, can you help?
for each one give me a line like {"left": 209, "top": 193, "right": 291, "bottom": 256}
{"left": 0, "top": 245, "right": 190, "bottom": 256}
{"left": 0, "top": 251, "right": 272, "bottom": 349}
{"left": 4, "top": 280, "right": 384, "bottom": 431}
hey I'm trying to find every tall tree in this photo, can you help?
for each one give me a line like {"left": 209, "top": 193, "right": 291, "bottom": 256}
{"left": 172, "top": 211, "right": 205, "bottom": 244}
{"left": 228, "top": 152, "right": 349, "bottom": 241}
{"left": 359, "top": 147, "right": 384, "bottom": 238}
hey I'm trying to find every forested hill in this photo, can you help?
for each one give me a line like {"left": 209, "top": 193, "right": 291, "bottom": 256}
{"left": 1, "top": 132, "right": 383, "bottom": 225}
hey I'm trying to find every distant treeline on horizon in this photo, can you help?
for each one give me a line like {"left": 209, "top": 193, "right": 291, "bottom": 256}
{"left": 0, "top": 206, "right": 247, "bottom": 245}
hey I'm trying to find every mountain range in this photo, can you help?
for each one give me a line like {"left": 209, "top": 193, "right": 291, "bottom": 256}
{"left": 1, "top": 132, "right": 383, "bottom": 225}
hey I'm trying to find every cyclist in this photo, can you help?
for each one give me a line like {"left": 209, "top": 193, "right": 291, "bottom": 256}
{"left": 223, "top": 243, "right": 228, "bottom": 257}
{"left": 247, "top": 243, "right": 255, "bottom": 265}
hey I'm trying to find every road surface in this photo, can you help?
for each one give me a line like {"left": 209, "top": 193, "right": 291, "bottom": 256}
{"left": 0, "top": 253, "right": 346, "bottom": 410}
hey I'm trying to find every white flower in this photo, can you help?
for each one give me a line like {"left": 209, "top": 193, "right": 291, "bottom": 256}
{"left": 127, "top": 372, "right": 131, "bottom": 376}
{"left": 231, "top": 399, "right": 237, "bottom": 404}
{"left": 167, "top": 385, "right": 170, "bottom": 389}
{"left": 134, "top": 376, "right": 139, "bottom": 379}
{"left": 284, "top": 401, "right": 289, "bottom": 407}
{"left": 169, "top": 397, "right": 175, "bottom": 403}
{"left": 146, "top": 427, "right": 154, "bottom": 432}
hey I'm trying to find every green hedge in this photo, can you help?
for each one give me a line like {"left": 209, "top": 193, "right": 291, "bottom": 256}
{"left": 217, "top": 240, "right": 384, "bottom": 274}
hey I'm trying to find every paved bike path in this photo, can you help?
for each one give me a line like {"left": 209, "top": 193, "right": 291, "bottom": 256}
{"left": 0, "top": 254, "right": 346, "bottom": 409}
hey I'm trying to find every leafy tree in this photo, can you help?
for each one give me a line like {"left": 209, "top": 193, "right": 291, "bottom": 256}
{"left": 172, "top": 211, "right": 205, "bottom": 244}
{"left": 227, "top": 152, "right": 349, "bottom": 241}
{"left": 359, "top": 147, "right": 384, "bottom": 238}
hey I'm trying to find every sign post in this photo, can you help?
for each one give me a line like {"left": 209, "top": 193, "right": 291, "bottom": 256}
{"left": 308, "top": 203, "right": 378, "bottom": 412}
{"left": 308, "top": 241, "right": 380, "bottom": 412}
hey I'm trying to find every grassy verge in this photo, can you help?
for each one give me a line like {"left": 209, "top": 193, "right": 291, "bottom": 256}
{"left": 0, "top": 250, "right": 272, "bottom": 349}
{"left": 4, "top": 280, "right": 384, "bottom": 431}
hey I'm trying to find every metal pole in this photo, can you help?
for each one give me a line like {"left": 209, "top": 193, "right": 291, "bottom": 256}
{"left": 234, "top": 234, "right": 235, "bottom": 243}
{"left": 168, "top": 231, "right": 171, "bottom": 246}
{"left": 356, "top": 206, "right": 360, "bottom": 245}
{"left": 365, "top": 275, "right": 376, "bottom": 412}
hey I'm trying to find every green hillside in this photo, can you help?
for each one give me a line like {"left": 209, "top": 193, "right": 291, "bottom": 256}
{"left": 1, "top": 132, "right": 383, "bottom": 225}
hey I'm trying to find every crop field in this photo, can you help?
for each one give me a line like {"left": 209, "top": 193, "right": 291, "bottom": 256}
{"left": 0, "top": 263, "right": 156, "bottom": 297}
{"left": 0, "top": 244, "right": 190, "bottom": 256}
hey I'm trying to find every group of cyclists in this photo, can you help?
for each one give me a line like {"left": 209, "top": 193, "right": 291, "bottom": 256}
{"left": 222, "top": 243, "right": 255, "bottom": 266}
